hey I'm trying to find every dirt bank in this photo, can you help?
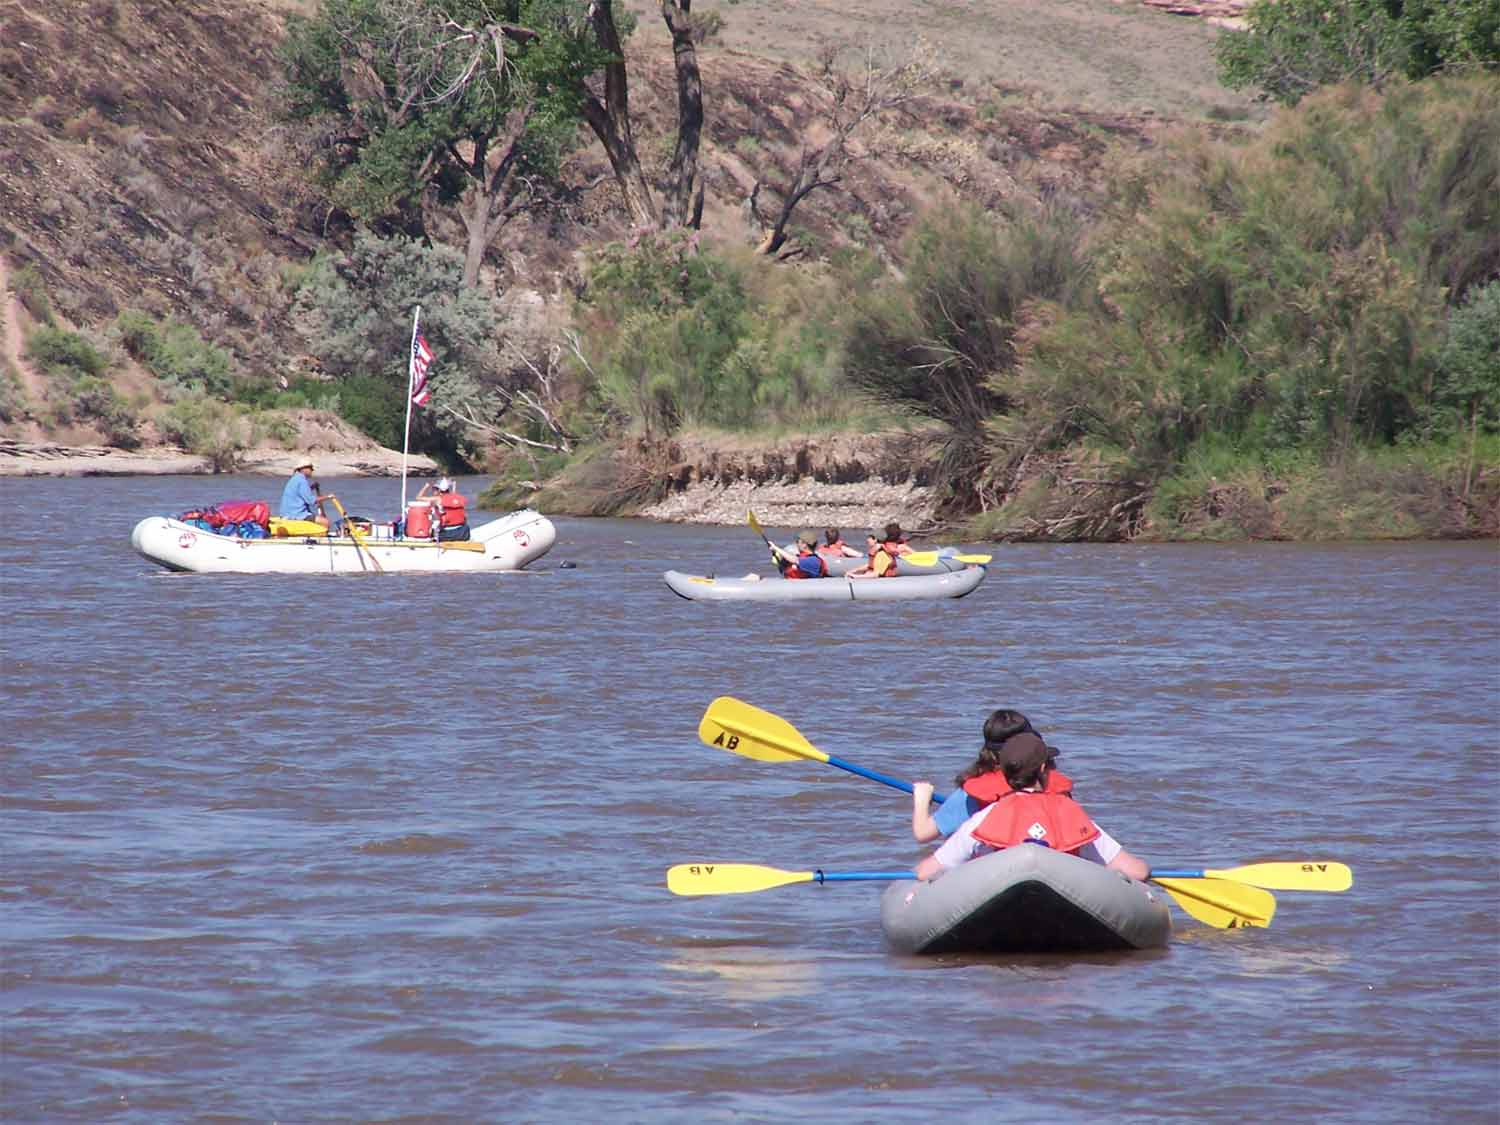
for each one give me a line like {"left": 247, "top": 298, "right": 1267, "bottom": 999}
{"left": 0, "top": 438, "right": 436, "bottom": 478}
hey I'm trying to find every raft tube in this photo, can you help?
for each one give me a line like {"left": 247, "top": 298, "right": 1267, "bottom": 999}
{"left": 663, "top": 565, "right": 986, "bottom": 602}
{"left": 880, "top": 846, "right": 1171, "bottom": 954}
{"left": 823, "top": 550, "right": 973, "bottom": 577}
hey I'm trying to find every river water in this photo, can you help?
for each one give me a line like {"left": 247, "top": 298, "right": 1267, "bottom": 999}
{"left": 3, "top": 475, "right": 1497, "bottom": 1122}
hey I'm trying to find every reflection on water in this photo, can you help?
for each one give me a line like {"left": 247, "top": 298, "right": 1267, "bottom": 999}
{"left": 0, "top": 477, "right": 1496, "bottom": 1121}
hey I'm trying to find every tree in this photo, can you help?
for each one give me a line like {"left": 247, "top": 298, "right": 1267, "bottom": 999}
{"left": 577, "top": 1, "right": 705, "bottom": 230}
{"left": 1216, "top": 0, "right": 1500, "bottom": 105}
{"left": 282, "top": 0, "right": 607, "bottom": 286}
{"left": 747, "top": 40, "right": 938, "bottom": 258}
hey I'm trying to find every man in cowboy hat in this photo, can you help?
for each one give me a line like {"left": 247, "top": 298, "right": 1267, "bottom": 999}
{"left": 278, "top": 457, "right": 336, "bottom": 528}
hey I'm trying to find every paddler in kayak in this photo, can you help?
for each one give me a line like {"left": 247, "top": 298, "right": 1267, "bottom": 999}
{"left": 909, "top": 709, "right": 1073, "bottom": 843}
{"left": 913, "top": 730, "right": 1149, "bottom": 882}
{"left": 777, "top": 530, "right": 830, "bottom": 579}
{"left": 847, "top": 521, "right": 915, "bottom": 578}
{"left": 817, "top": 527, "right": 862, "bottom": 561}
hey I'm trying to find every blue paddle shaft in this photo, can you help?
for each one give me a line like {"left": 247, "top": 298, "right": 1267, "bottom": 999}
{"left": 813, "top": 870, "right": 916, "bottom": 883}
{"left": 824, "top": 753, "right": 949, "bottom": 805}
{"left": 1147, "top": 868, "right": 1207, "bottom": 879}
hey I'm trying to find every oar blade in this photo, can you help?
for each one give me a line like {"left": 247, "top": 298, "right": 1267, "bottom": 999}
{"left": 1215, "top": 862, "right": 1352, "bottom": 892}
{"left": 699, "top": 696, "right": 830, "bottom": 764}
{"left": 667, "top": 863, "right": 814, "bottom": 896}
{"left": 1153, "top": 877, "right": 1276, "bottom": 929}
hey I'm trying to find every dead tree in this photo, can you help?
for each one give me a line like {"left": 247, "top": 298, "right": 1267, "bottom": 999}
{"left": 750, "top": 39, "right": 938, "bottom": 258}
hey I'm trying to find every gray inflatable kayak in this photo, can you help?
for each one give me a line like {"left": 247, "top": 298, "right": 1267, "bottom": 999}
{"left": 663, "top": 565, "right": 986, "bottom": 602}
{"left": 880, "top": 846, "right": 1171, "bottom": 954}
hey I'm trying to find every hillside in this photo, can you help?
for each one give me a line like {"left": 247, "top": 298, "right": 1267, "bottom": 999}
{"left": 0, "top": 0, "right": 1252, "bottom": 461}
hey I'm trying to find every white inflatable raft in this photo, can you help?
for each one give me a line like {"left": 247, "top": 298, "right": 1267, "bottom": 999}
{"left": 880, "top": 846, "right": 1171, "bottom": 954}
{"left": 663, "top": 565, "right": 986, "bottom": 602}
{"left": 130, "top": 509, "right": 556, "bottom": 575}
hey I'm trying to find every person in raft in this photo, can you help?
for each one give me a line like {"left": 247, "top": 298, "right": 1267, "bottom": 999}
{"left": 415, "top": 477, "right": 471, "bottom": 541}
{"left": 774, "top": 530, "right": 830, "bottom": 578}
{"left": 909, "top": 709, "right": 1073, "bottom": 843}
{"left": 816, "top": 527, "right": 862, "bottom": 560}
{"left": 913, "top": 729, "right": 1149, "bottom": 882}
{"left": 847, "top": 521, "right": 915, "bottom": 578}
{"left": 279, "top": 459, "right": 336, "bottom": 529}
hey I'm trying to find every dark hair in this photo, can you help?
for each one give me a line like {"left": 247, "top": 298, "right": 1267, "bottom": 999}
{"left": 825, "top": 527, "right": 841, "bottom": 544}
{"left": 955, "top": 709, "right": 1041, "bottom": 785}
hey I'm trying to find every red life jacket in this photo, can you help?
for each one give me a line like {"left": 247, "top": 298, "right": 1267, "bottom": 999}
{"left": 963, "top": 768, "right": 1073, "bottom": 802}
{"left": 436, "top": 493, "right": 467, "bottom": 528}
{"left": 972, "top": 790, "right": 1100, "bottom": 854}
{"left": 816, "top": 540, "right": 848, "bottom": 559}
{"left": 783, "top": 549, "right": 827, "bottom": 579}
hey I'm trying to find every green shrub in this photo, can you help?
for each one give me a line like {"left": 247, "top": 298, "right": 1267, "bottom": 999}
{"left": 1431, "top": 280, "right": 1500, "bottom": 439}
{"left": 73, "top": 375, "right": 141, "bottom": 448}
{"left": 115, "top": 309, "right": 234, "bottom": 396}
{"left": 158, "top": 394, "right": 254, "bottom": 471}
{"left": 9, "top": 265, "right": 53, "bottom": 324}
{"left": 26, "top": 325, "right": 108, "bottom": 378}
{"left": 0, "top": 361, "right": 25, "bottom": 423}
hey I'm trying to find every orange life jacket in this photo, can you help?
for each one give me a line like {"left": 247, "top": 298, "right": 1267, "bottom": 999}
{"left": 972, "top": 790, "right": 1100, "bottom": 854}
{"left": 877, "top": 539, "right": 905, "bottom": 576}
{"left": 436, "top": 493, "right": 467, "bottom": 528}
{"left": 817, "top": 540, "right": 848, "bottom": 559}
{"left": 963, "top": 768, "right": 1073, "bottom": 803}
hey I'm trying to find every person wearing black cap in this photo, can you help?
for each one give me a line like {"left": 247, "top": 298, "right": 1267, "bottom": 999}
{"left": 913, "top": 729, "right": 1149, "bottom": 883}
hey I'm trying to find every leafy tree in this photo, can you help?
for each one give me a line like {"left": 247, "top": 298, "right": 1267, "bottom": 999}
{"left": 1216, "top": 0, "right": 1500, "bottom": 105}
{"left": 292, "top": 228, "right": 503, "bottom": 463}
{"left": 282, "top": 0, "right": 608, "bottom": 286}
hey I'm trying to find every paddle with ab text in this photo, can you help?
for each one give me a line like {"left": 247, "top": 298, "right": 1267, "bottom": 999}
{"left": 698, "top": 697, "right": 1299, "bottom": 928}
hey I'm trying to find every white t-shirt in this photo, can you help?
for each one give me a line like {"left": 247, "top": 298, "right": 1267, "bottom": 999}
{"left": 930, "top": 804, "right": 1123, "bottom": 871}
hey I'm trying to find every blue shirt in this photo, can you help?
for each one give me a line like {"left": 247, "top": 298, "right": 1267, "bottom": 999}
{"left": 932, "top": 789, "right": 984, "bottom": 837}
{"left": 279, "top": 472, "right": 318, "bottom": 519}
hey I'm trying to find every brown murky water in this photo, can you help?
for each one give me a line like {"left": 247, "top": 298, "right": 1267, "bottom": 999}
{"left": 3, "top": 476, "right": 1497, "bottom": 1121}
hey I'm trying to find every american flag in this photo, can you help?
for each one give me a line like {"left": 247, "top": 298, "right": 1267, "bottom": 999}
{"left": 410, "top": 333, "right": 434, "bottom": 406}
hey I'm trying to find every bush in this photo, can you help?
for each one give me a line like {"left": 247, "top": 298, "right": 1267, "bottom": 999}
{"left": 115, "top": 309, "right": 234, "bottom": 397}
{"left": 291, "top": 228, "right": 497, "bottom": 464}
{"left": 26, "top": 325, "right": 108, "bottom": 378}
{"left": 9, "top": 265, "right": 53, "bottom": 324}
{"left": 1431, "top": 280, "right": 1500, "bottom": 439}
{"left": 73, "top": 375, "right": 141, "bottom": 448}
{"left": 158, "top": 394, "right": 255, "bottom": 471}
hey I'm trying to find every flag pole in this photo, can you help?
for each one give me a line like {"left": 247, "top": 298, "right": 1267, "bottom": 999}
{"left": 401, "top": 305, "right": 421, "bottom": 513}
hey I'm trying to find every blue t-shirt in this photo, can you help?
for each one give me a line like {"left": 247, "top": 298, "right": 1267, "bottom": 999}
{"left": 279, "top": 473, "right": 318, "bottom": 519}
{"left": 932, "top": 789, "right": 984, "bottom": 837}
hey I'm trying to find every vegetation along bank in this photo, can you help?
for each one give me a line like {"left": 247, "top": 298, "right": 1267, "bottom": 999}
{"left": 1, "top": 0, "right": 1495, "bottom": 538}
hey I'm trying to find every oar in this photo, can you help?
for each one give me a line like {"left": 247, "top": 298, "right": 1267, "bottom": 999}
{"left": 667, "top": 863, "right": 911, "bottom": 896}
{"left": 746, "top": 508, "right": 785, "bottom": 569}
{"left": 699, "top": 696, "right": 1278, "bottom": 928}
{"left": 327, "top": 495, "right": 383, "bottom": 573}
{"left": 666, "top": 864, "right": 1275, "bottom": 929}
{"left": 903, "top": 550, "right": 993, "bottom": 566}
{"left": 700, "top": 695, "right": 927, "bottom": 796}
{"left": 1150, "top": 862, "right": 1351, "bottom": 892}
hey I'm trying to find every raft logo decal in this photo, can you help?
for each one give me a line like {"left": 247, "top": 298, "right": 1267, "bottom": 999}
{"left": 1026, "top": 822, "right": 1048, "bottom": 840}
{"left": 512, "top": 529, "right": 530, "bottom": 547}
{"left": 177, "top": 531, "right": 197, "bottom": 549}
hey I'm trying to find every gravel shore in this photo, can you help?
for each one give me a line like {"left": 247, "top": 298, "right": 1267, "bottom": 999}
{"left": 0, "top": 440, "right": 438, "bottom": 478}
{"left": 637, "top": 476, "right": 936, "bottom": 532}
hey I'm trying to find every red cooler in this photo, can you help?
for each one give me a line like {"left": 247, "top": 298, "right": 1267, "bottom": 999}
{"left": 405, "top": 500, "right": 434, "bottom": 540}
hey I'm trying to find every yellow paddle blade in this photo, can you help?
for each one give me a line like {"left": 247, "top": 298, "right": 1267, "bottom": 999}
{"left": 699, "top": 696, "right": 831, "bottom": 764}
{"left": 902, "top": 551, "right": 993, "bottom": 566}
{"left": 1210, "top": 862, "right": 1352, "bottom": 892}
{"left": 747, "top": 509, "right": 766, "bottom": 537}
{"left": 667, "top": 863, "right": 815, "bottom": 896}
{"left": 1153, "top": 877, "right": 1276, "bottom": 929}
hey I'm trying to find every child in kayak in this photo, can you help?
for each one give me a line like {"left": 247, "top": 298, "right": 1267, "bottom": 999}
{"left": 914, "top": 730, "right": 1149, "bottom": 882}
{"left": 909, "top": 709, "right": 1067, "bottom": 843}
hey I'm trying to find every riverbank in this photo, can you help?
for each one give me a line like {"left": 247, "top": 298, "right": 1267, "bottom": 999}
{"left": 0, "top": 439, "right": 437, "bottom": 478}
